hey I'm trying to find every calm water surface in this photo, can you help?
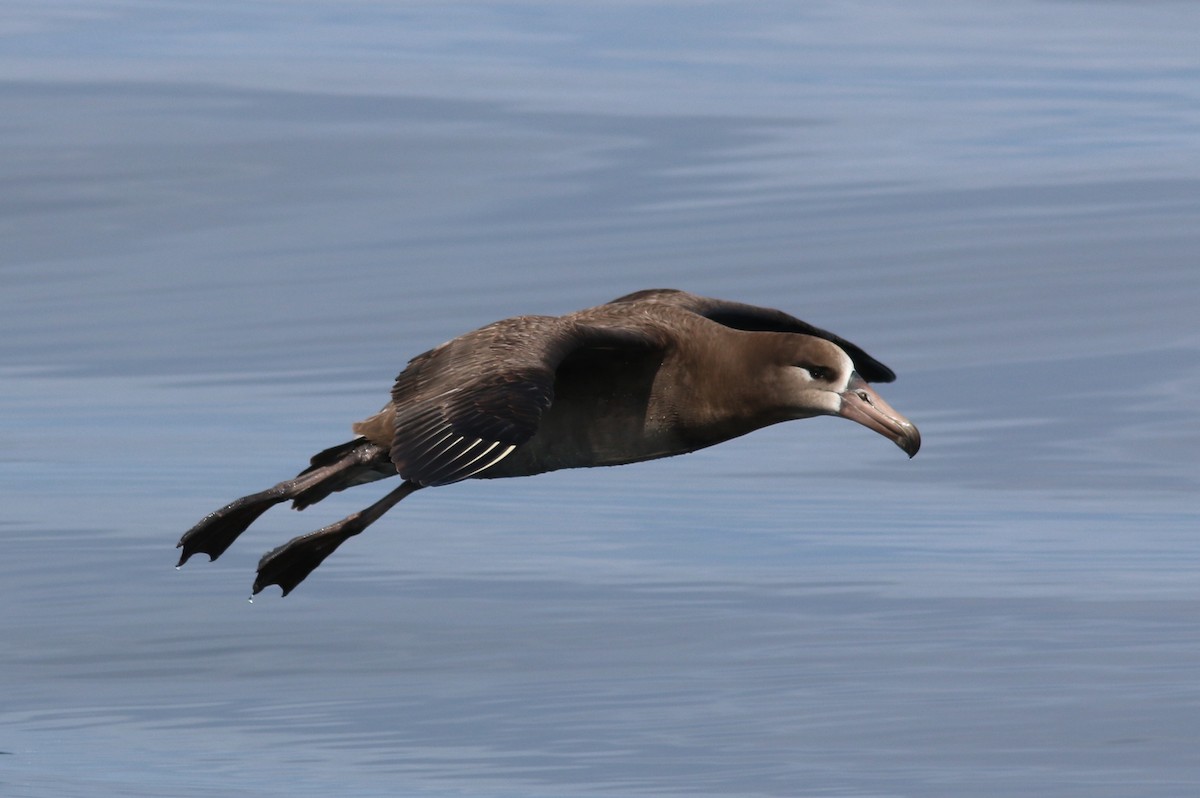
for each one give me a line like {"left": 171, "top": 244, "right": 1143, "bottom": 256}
{"left": 2, "top": 2, "right": 1199, "bottom": 796}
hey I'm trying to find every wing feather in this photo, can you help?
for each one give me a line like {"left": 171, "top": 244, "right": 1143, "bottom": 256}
{"left": 607, "top": 288, "right": 896, "bottom": 383}
{"left": 389, "top": 315, "right": 664, "bottom": 486}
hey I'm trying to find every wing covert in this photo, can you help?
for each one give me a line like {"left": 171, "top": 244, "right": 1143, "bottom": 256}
{"left": 607, "top": 288, "right": 897, "bottom": 383}
{"left": 388, "top": 316, "right": 663, "bottom": 486}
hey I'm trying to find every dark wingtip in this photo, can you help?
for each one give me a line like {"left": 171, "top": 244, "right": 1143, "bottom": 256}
{"left": 853, "top": 355, "right": 896, "bottom": 384}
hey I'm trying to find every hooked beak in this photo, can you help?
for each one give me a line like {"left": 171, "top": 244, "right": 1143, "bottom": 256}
{"left": 838, "top": 374, "right": 921, "bottom": 457}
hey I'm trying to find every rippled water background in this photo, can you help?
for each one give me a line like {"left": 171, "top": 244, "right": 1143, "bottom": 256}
{"left": 3, "top": 2, "right": 1199, "bottom": 796}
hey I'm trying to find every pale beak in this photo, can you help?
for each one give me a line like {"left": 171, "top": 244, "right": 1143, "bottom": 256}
{"left": 838, "top": 374, "right": 921, "bottom": 457}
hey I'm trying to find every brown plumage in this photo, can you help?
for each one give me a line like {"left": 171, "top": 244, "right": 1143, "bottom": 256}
{"left": 177, "top": 289, "right": 920, "bottom": 596}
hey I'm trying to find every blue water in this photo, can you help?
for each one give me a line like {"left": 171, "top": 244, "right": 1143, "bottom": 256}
{"left": 2, "top": 2, "right": 1199, "bottom": 796}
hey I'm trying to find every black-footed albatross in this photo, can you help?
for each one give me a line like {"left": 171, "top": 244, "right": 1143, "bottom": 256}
{"left": 177, "top": 288, "right": 920, "bottom": 596}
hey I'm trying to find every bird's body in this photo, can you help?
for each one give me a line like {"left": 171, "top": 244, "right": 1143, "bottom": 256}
{"left": 178, "top": 289, "right": 920, "bottom": 596}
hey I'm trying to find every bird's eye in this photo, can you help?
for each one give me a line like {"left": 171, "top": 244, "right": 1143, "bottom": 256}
{"left": 804, "top": 365, "right": 832, "bottom": 381}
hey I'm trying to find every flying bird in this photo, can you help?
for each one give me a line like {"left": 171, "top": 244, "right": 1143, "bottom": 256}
{"left": 177, "top": 289, "right": 920, "bottom": 596}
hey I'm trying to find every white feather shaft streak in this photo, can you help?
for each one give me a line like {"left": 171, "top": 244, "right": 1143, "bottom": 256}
{"left": 452, "top": 443, "right": 517, "bottom": 481}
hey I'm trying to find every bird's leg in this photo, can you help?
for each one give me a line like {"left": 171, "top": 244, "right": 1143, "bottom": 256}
{"left": 176, "top": 445, "right": 387, "bottom": 567}
{"left": 253, "top": 480, "right": 423, "bottom": 597}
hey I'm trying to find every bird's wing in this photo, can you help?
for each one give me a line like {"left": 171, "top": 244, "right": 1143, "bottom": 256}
{"left": 389, "top": 316, "right": 664, "bottom": 486}
{"left": 607, "top": 288, "right": 896, "bottom": 383}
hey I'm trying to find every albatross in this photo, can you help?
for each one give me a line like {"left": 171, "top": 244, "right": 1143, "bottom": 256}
{"left": 177, "top": 288, "right": 920, "bottom": 596}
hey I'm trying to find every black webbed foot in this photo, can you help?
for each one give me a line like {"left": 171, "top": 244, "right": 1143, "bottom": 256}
{"left": 176, "top": 493, "right": 281, "bottom": 566}
{"left": 177, "top": 441, "right": 393, "bottom": 569}
{"left": 252, "top": 519, "right": 364, "bottom": 597}
{"left": 251, "top": 480, "right": 422, "bottom": 597}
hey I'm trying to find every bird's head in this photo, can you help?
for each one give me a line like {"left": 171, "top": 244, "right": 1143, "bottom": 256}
{"left": 775, "top": 336, "right": 921, "bottom": 457}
